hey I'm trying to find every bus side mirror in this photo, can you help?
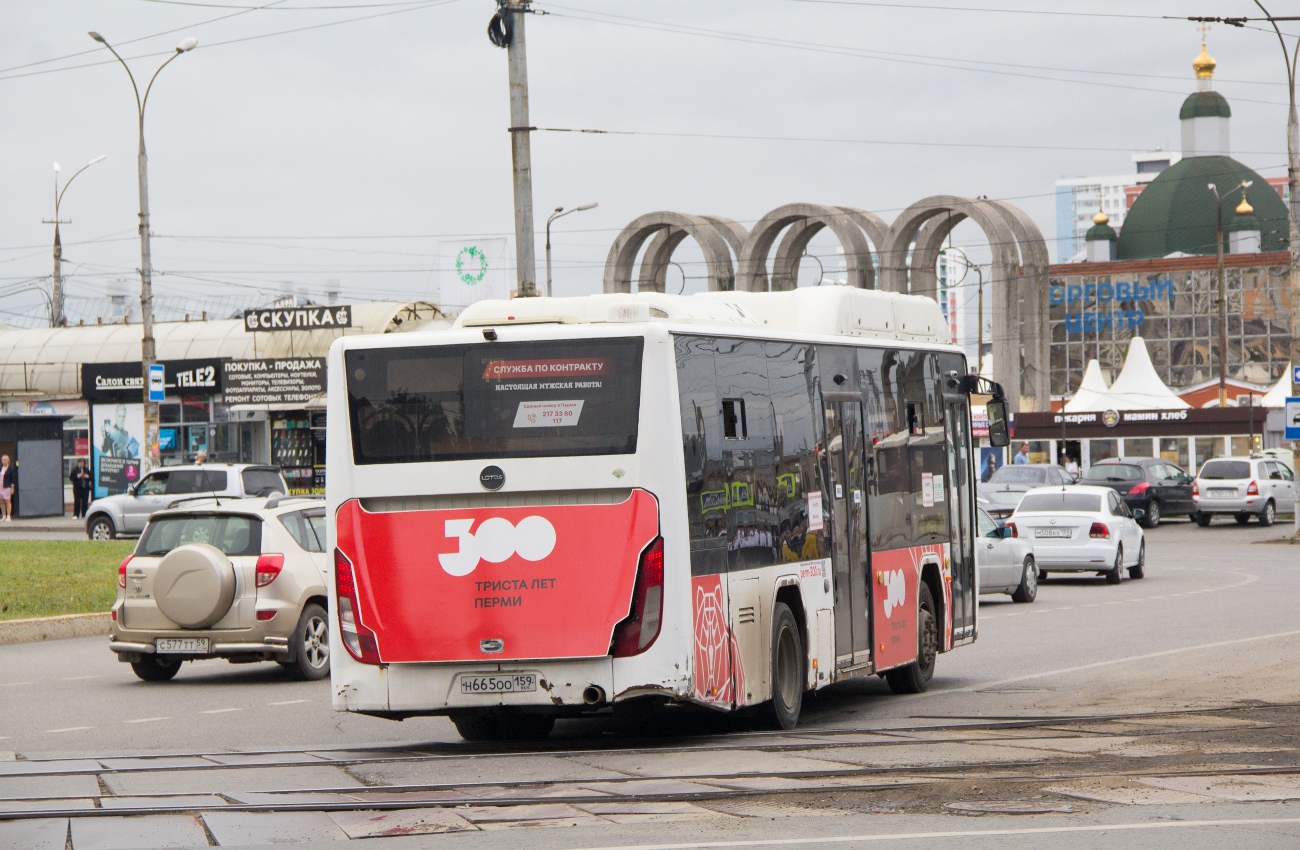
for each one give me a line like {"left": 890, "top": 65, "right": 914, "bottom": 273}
{"left": 986, "top": 398, "right": 1010, "bottom": 448}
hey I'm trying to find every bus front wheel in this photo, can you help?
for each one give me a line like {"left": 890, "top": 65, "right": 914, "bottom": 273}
{"left": 885, "top": 583, "right": 937, "bottom": 695}
{"left": 764, "top": 602, "right": 804, "bottom": 730}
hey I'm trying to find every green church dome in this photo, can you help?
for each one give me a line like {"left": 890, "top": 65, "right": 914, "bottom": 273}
{"left": 1179, "top": 90, "right": 1231, "bottom": 120}
{"left": 1115, "top": 156, "right": 1288, "bottom": 259}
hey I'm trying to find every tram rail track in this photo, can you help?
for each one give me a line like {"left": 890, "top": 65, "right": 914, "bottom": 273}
{"left": 2, "top": 700, "right": 1298, "bottom": 823}
{"left": 4, "top": 700, "right": 1294, "bottom": 779}
{"left": 4, "top": 754, "right": 1300, "bottom": 821}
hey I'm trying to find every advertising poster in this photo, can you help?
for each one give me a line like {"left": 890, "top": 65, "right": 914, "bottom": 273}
{"left": 91, "top": 402, "right": 144, "bottom": 498}
{"left": 979, "top": 446, "right": 1004, "bottom": 484}
{"left": 438, "top": 238, "right": 510, "bottom": 309}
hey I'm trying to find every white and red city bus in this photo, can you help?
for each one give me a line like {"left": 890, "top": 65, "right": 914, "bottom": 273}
{"left": 326, "top": 287, "right": 1009, "bottom": 740}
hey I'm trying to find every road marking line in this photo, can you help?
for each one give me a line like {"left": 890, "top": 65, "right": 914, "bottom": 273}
{"left": 563, "top": 817, "right": 1300, "bottom": 849}
{"left": 124, "top": 717, "right": 171, "bottom": 724}
{"left": 268, "top": 699, "right": 309, "bottom": 706}
{"left": 0, "top": 682, "right": 33, "bottom": 688}
{"left": 937, "top": 627, "right": 1300, "bottom": 696}
{"left": 46, "top": 726, "right": 94, "bottom": 733}
{"left": 60, "top": 675, "right": 99, "bottom": 681}
{"left": 202, "top": 708, "right": 242, "bottom": 714}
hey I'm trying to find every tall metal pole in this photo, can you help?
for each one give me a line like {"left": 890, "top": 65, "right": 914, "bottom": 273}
{"left": 545, "top": 202, "right": 598, "bottom": 298}
{"left": 45, "top": 157, "right": 105, "bottom": 327}
{"left": 52, "top": 224, "right": 64, "bottom": 328}
{"left": 89, "top": 32, "right": 195, "bottom": 476}
{"left": 1250, "top": 2, "right": 1300, "bottom": 533}
{"left": 545, "top": 206, "right": 558, "bottom": 299}
{"left": 503, "top": 3, "right": 537, "bottom": 297}
{"left": 1215, "top": 195, "right": 1229, "bottom": 408}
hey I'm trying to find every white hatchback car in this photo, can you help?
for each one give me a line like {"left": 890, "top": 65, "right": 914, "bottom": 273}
{"left": 1193, "top": 456, "right": 1297, "bottom": 527}
{"left": 975, "top": 507, "right": 1037, "bottom": 602}
{"left": 1007, "top": 485, "right": 1145, "bottom": 585}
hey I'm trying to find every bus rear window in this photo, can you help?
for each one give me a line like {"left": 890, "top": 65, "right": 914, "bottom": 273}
{"left": 345, "top": 337, "right": 643, "bottom": 464}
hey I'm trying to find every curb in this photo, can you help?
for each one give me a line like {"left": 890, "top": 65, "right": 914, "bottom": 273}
{"left": 0, "top": 613, "right": 111, "bottom": 646}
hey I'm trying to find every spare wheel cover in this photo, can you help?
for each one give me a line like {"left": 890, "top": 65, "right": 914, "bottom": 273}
{"left": 155, "top": 543, "right": 238, "bottom": 629}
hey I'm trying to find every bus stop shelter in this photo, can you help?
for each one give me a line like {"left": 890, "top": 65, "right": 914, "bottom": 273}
{"left": 0, "top": 414, "right": 70, "bottom": 517}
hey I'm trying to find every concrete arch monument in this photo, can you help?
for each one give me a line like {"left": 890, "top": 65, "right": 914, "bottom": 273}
{"left": 736, "top": 203, "right": 878, "bottom": 292}
{"left": 769, "top": 207, "right": 890, "bottom": 291}
{"left": 603, "top": 212, "right": 741, "bottom": 294}
{"left": 880, "top": 195, "right": 1047, "bottom": 411}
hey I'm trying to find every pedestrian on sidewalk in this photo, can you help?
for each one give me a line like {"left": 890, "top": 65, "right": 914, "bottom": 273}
{"left": 0, "top": 455, "right": 16, "bottom": 521}
{"left": 70, "top": 458, "right": 93, "bottom": 518}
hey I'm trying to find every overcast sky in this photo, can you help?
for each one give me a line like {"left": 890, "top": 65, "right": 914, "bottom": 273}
{"left": 2, "top": 0, "right": 1296, "bottom": 325}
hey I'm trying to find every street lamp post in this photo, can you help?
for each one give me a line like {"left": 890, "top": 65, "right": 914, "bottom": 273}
{"left": 1251, "top": 2, "right": 1300, "bottom": 536}
{"left": 88, "top": 31, "right": 196, "bottom": 476}
{"left": 45, "top": 155, "right": 106, "bottom": 327}
{"left": 1208, "top": 179, "right": 1253, "bottom": 408}
{"left": 544, "top": 202, "right": 598, "bottom": 298}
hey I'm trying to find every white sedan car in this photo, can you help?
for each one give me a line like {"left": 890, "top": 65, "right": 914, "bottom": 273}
{"left": 1007, "top": 485, "right": 1145, "bottom": 585}
{"left": 976, "top": 507, "right": 1037, "bottom": 602}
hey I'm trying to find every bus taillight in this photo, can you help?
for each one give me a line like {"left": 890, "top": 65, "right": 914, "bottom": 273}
{"left": 612, "top": 536, "right": 664, "bottom": 657}
{"left": 334, "top": 548, "right": 381, "bottom": 664}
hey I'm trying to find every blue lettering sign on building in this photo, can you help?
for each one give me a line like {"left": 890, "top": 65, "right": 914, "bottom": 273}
{"left": 1050, "top": 277, "right": 1175, "bottom": 334}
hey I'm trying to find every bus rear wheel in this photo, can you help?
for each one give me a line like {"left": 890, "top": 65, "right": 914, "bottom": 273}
{"left": 450, "top": 710, "right": 554, "bottom": 742}
{"left": 885, "top": 583, "right": 937, "bottom": 695}
{"left": 764, "top": 602, "right": 804, "bottom": 730}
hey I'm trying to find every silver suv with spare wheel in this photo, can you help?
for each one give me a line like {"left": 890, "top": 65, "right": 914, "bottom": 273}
{"left": 108, "top": 494, "right": 330, "bottom": 681}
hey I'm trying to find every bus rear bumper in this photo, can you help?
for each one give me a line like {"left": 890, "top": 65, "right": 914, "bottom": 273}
{"left": 354, "top": 657, "right": 620, "bottom": 714}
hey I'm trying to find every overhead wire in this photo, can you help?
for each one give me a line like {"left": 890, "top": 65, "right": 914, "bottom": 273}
{"left": 539, "top": 4, "right": 1291, "bottom": 108}
{"left": 0, "top": 0, "right": 464, "bottom": 82}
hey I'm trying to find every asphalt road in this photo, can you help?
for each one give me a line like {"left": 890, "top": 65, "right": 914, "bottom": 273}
{"left": 2, "top": 518, "right": 1298, "bottom": 848}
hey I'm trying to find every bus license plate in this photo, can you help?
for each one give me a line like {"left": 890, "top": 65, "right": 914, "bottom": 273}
{"left": 460, "top": 674, "right": 537, "bottom": 695}
{"left": 155, "top": 638, "right": 208, "bottom": 653}
{"left": 1035, "top": 528, "right": 1072, "bottom": 538}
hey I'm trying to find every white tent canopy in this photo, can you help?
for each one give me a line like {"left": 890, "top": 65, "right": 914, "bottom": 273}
{"left": 1062, "top": 359, "right": 1110, "bottom": 413}
{"left": 1261, "top": 365, "right": 1292, "bottom": 408}
{"left": 1065, "top": 337, "right": 1190, "bottom": 412}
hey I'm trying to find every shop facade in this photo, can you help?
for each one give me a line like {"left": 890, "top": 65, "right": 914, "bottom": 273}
{"left": 1013, "top": 406, "right": 1266, "bottom": 475}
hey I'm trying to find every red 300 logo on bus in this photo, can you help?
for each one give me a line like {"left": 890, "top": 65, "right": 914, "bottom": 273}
{"left": 438, "top": 516, "right": 557, "bottom": 576}
{"left": 335, "top": 492, "right": 659, "bottom": 662}
{"left": 881, "top": 568, "right": 907, "bottom": 619}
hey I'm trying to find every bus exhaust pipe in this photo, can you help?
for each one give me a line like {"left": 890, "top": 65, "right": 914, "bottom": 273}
{"left": 582, "top": 685, "right": 606, "bottom": 705}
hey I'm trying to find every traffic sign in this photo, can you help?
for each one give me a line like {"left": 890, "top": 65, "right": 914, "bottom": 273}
{"left": 1286, "top": 397, "right": 1300, "bottom": 441}
{"left": 1293, "top": 365, "right": 1300, "bottom": 385}
{"left": 148, "top": 364, "right": 165, "bottom": 403}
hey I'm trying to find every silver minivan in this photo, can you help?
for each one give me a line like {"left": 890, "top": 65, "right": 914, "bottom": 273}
{"left": 1193, "top": 456, "right": 1297, "bottom": 527}
{"left": 86, "top": 464, "right": 288, "bottom": 539}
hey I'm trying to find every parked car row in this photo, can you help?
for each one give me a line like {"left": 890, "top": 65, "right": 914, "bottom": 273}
{"left": 979, "top": 455, "right": 1293, "bottom": 530}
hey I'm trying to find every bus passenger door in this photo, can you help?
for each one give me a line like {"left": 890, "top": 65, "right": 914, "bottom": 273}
{"left": 944, "top": 396, "right": 976, "bottom": 644}
{"left": 825, "top": 401, "right": 871, "bottom": 669}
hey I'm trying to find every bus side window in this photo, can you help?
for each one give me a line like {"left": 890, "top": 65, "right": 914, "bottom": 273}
{"left": 676, "top": 335, "right": 727, "bottom": 577}
{"left": 906, "top": 402, "right": 922, "bottom": 436}
{"left": 722, "top": 399, "right": 747, "bottom": 440}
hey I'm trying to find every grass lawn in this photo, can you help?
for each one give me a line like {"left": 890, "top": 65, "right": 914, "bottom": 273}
{"left": 0, "top": 540, "right": 133, "bottom": 620}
